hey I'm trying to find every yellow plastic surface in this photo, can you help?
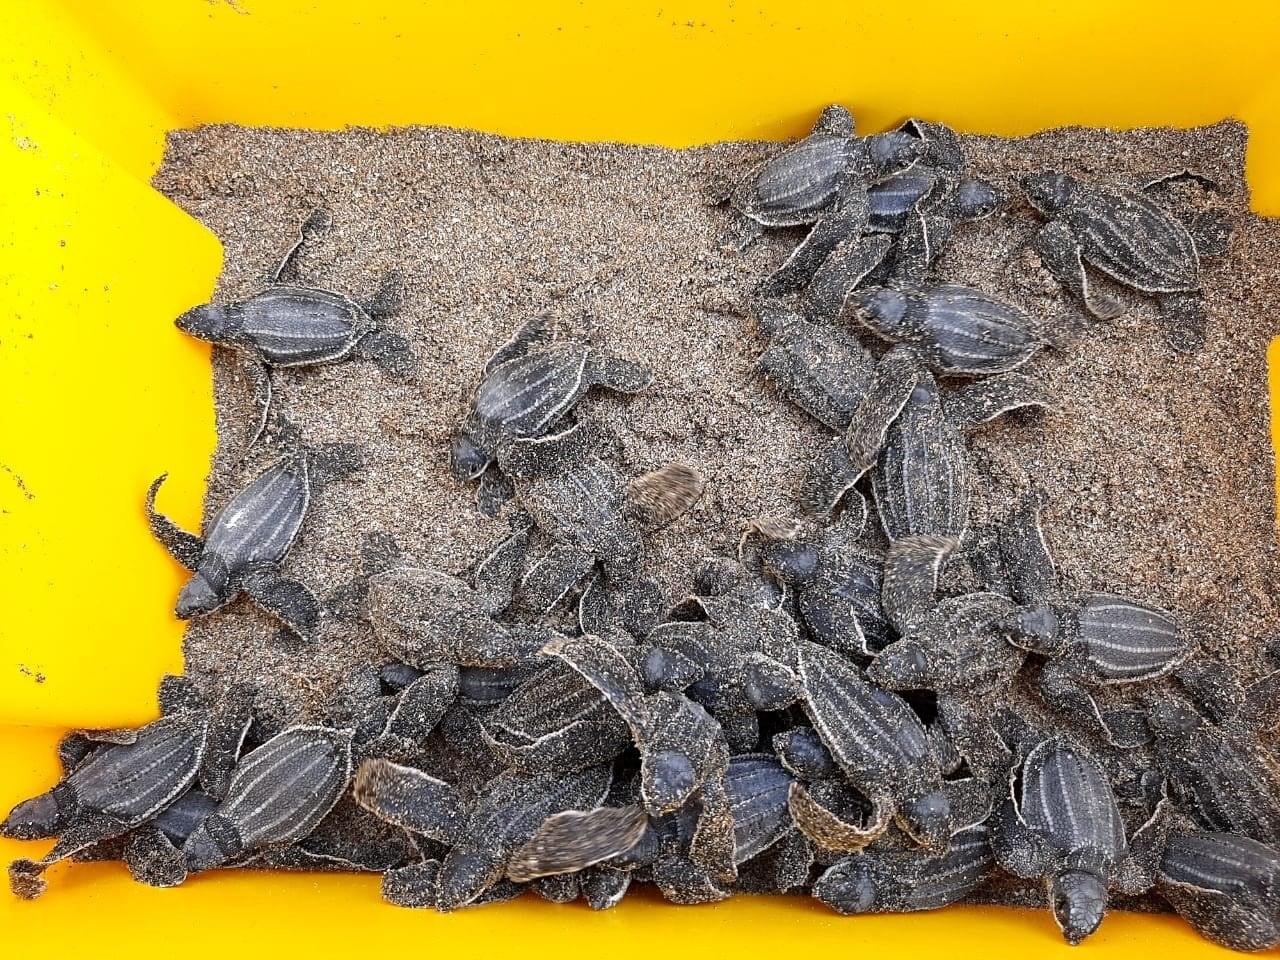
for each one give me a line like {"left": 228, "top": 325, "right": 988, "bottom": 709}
{"left": 2, "top": 0, "right": 1279, "bottom": 953}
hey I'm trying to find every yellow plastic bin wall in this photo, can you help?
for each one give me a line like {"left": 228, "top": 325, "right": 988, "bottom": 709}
{"left": 2, "top": 1, "right": 1278, "bottom": 955}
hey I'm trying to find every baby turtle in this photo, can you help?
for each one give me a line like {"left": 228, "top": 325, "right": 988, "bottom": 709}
{"left": 183, "top": 725, "right": 354, "bottom": 872}
{"left": 991, "top": 738, "right": 1169, "bottom": 945}
{"left": 724, "top": 755, "right": 797, "bottom": 866}
{"left": 148, "top": 443, "right": 361, "bottom": 641}
{"left": 4, "top": 710, "right": 210, "bottom": 899}
{"left": 176, "top": 208, "right": 415, "bottom": 449}
{"left": 1157, "top": 831, "right": 1280, "bottom": 952}
{"left": 451, "top": 316, "right": 653, "bottom": 517}
{"left": 1022, "top": 171, "right": 1213, "bottom": 352}
{"left": 849, "top": 283, "right": 1045, "bottom": 376}
{"left": 990, "top": 491, "right": 1189, "bottom": 747}
{"left": 792, "top": 641, "right": 984, "bottom": 854}
{"left": 710, "top": 104, "right": 922, "bottom": 251}
{"left": 813, "top": 823, "right": 995, "bottom": 915}
{"left": 869, "top": 535, "right": 1026, "bottom": 780}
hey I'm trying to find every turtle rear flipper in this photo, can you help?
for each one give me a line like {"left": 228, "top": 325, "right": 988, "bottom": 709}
{"left": 1115, "top": 797, "right": 1172, "bottom": 895}
{"left": 584, "top": 352, "right": 653, "bottom": 394}
{"left": 1155, "top": 292, "right": 1208, "bottom": 354}
{"left": 942, "top": 775, "right": 995, "bottom": 832}
{"left": 988, "top": 797, "right": 1050, "bottom": 880}
{"left": 240, "top": 567, "right": 320, "bottom": 642}
{"left": 944, "top": 373, "right": 1051, "bottom": 432}
{"left": 1034, "top": 220, "right": 1123, "bottom": 320}
{"left": 356, "top": 330, "right": 417, "bottom": 379}
{"left": 200, "top": 682, "right": 255, "bottom": 800}
{"left": 361, "top": 271, "right": 405, "bottom": 321}
{"left": 237, "top": 358, "right": 274, "bottom": 455}
{"left": 145, "top": 474, "right": 204, "bottom": 570}
{"left": 801, "top": 439, "right": 862, "bottom": 516}
{"left": 521, "top": 543, "right": 596, "bottom": 611}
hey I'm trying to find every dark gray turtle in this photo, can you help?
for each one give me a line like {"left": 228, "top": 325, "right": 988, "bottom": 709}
{"left": 647, "top": 593, "right": 803, "bottom": 750}
{"left": 991, "top": 738, "right": 1169, "bottom": 945}
{"left": 749, "top": 506, "right": 894, "bottom": 658}
{"left": 813, "top": 823, "right": 995, "bottom": 915}
{"left": 182, "top": 725, "right": 354, "bottom": 872}
{"left": 506, "top": 803, "right": 650, "bottom": 884}
{"left": 148, "top": 442, "right": 362, "bottom": 641}
{"left": 806, "top": 359, "right": 1048, "bottom": 523}
{"left": 723, "top": 755, "right": 796, "bottom": 866}
{"left": 710, "top": 104, "right": 922, "bottom": 252}
{"left": 3, "top": 709, "right": 210, "bottom": 899}
{"left": 869, "top": 534, "right": 1026, "bottom": 780}
{"left": 1022, "top": 171, "right": 1215, "bottom": 352}
{"left": 792, "top": 640, "right": 986, "bottom": 854}
{"left": 481, "top": 660, "right": 632, "bottom": 774}
{"left": 1157, "top": 830, "right": 1280, "bottom": 952}
{"left": 849, "top": 283, "right": 1045, "bottom": 375}
{"left": 451, "top": 316, "right": 653, "bottom": 517}
{"left": 988, "top": 491, "right": 1190, "bottom": 747}
{"left": 176, "top": 209, "right": 415, "bottom": 449}
{"left": 1144, "top": 696, "right": 1280, "bottom": 846}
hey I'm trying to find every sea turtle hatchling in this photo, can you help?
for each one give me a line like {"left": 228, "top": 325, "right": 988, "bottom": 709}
{"left": 812, "top": 823, "right": 996, "bottom": 915}
{"left": 991, "top": 738, "right": 1169, "bottom": 945}
{"left": 175, "top": 208, "right": 416, "bottom": 450}
{"left": 147, "top": 442, "right": 362, "bottom": 642}
{"left": 3, "top": 709, "right": 211, "bottom": 899}
{"left": 1157, "top": 831, "right": 1280, "bottom": 952}
{"left": 451, "top": 316, "right": 654, "bottom": 517}
{"left": 1022, "top": 171, "right": 1221, "bottom": 352}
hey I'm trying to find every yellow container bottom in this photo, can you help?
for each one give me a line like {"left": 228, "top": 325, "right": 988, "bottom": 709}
{"left": 2, "top": 1, "right": 1279, "bottom": 954}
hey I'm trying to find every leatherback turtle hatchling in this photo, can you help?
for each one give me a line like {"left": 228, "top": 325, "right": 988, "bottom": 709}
{"left": 183, "top": 725, "right": 354, "bottom": 872}
{"left": 985, "top": 491, "right": 1189, "bottom": 747}
{"left": 451, "top": 316, "right": 654, "bottom": 517}
{"left": 1157, "top": 830, "right": 1280, "bottom": 952}
{"left": 176, "top": 208, "right": 415, "bottom": 449}
{"left": 991, "top": 738, "right": 1169, "bottom": 945}
{"left": 813, "top": 823, "right": 995, "bottom": 915}
{"left": 849, "top": 282, "right": 1045, "bottom": 376}
{"left": 709, "top": 103, "right": 923, "bottom": 252}
{"left": 147, "top": 441, "right": 361, "bottom": 641}
{"left": 1022, "top": 171, "right": 1222, "bottom": 352}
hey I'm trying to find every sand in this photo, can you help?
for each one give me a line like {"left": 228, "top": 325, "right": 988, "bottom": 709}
{"left": 152, "top": 119, "right": 1280, "bottom": 905}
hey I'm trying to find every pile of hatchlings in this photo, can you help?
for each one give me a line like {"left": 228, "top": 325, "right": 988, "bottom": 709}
{"left": 7, "top": 105, "right": 1280, "bottom": 951}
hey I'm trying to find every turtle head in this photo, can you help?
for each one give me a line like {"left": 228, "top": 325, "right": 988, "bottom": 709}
{"left": 821, "top": 861, "right": 878, "bottom": 914}
{"left": 898, "top": 789, "right": 951, "bottom": 854}
{"left": 1050, "top": 869, "right": 1108, "bottom": 945}
{"left": 176, "top": 573, "right": 227, "bottom": 619}
{"left": 760, "top": 539, "right": 820, "bottom": 586}
{"left": 182, "top": 813, "right": 241, "bottom": 873}
{"left": 1022, "top": 172, "right": 1075, "bottom": 215}
{"left": 867, "top": 638, "right": 933, "bottom": 690}
{"left": 645, "top": 749, "right": 697, "bottom": 812}
{"left": 864, "top": 132, "right": 924, "bottom": 178}
{"left": 449, "top": 432, "right": 491, "bottom": 482}
{"left": 1000, "top": 604, "right": 1062, "bottom": 654}
{"left": 850, "top": 287, "right": 909, "bottom": 339}
{"left": 954, "top": 179, "right": 1004, "bottom": 222}
{"left": 175, "top": 304, "right": 234, "bottom": 342}
{"left": 1, "top": 786, "right": 72, "bottom": 840}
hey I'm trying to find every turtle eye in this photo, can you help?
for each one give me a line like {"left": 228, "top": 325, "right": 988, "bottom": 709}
{"left": 449, "top": 434, "right": 490, "bottom": 481}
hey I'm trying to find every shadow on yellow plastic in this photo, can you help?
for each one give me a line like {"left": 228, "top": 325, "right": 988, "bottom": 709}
{"left": 2, "top": 1, "right": 1279, "bottom": 951}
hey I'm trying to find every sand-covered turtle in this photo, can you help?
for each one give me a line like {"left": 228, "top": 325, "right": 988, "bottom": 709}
{"left": 813, "top": 823, "right": 995, "bottom": 915}
{"left": 991, "top": 738, "right": 1169, "bottom": 945}
{"left": 182, "top": 724, "right": 354, "bottom": 872}
{"left": 499, "top": 419, "right": 701, "bottom": 632}
{"left": 148, "top": 442, "right": 362, "bottom": 642}
{"left": 709, "top": 104, "right": 922, "bottom": 251}
{"left": 451, "top": 316, "right": 654, "bottom": 517}
{"left": 849, "top": 282, "right": 1045, "bottom": 376}
{"left": 805, "top": 359, "right": 1048, "bottom": 523}
{"left": 1022, "top": 171, "right": 1219, "bottom": 352}
{"left": 790, "top": 641, "right": 987, "bottom": 854}
{"left": 869, "top": 534, "right": 1026, "bottom": 779}
{"left": 986, "top": 491, "right": 1190, "bottom": 747}
{"left": 1157, "top": 830, "right": 1280, "bottom": 952}
{"left": 176, "top": 208, "right": 416, "bottom": 449}
{"left": 3, "top": 709, "right": 211, "bottom": 899}
{"left": 748, "top": 507, "right": 894, "bottom": 657}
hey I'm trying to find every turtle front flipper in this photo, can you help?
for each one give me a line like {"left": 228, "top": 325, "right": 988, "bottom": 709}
{"left": 937, "top": 701, "right": 1012, "bottom": 786}
{"left": 584, "top": 351, "right": 654, "bottom": 395}
{"left": 360, "top": 270, "right": 405, "bottom": 321}
{"left": 485, "top": 315, "right": 551, "bottom": 374}
{"left": 1115, "top": 796, "right": 1172, "bottom": 895}
{"left": 626, "top": 462, "right": 704, "bottom": 529}
{"left": 200, "top": 682, "right": 255, "bottom": 800}
{"left": 123, "top": 825, "right": 188, "bottom": 888}
{"left": 472, "top": 520, "right": 533, "bottom": 615}
{"left": 1155, "top": 292, "right": 1208, "bottom": 354}
{"left": 521, "top": 543, "right": 596, "bottom": 611}
{"left": 353, "top": 758, "right": 465, "bottom": 843}
{"left": 267, "top": 206, "right": 332, "bottom": 285}
{"left": 892, "top": 209, "right": 953, "bottom": 282}
{"left": 800, "top": 234, "right": 893, "bottom": 323}
{"left": 1033, "top": 220, "right": 1123, "bottom": 320}
{"left": 240, "top": 566, "right": 321, "bottom": 642}
{"left": 801, "top": 439, "right": 862, "bottom": 516}
{"left": 506, "top": 805, "right": 649, "bottom": 883}
{"left": 238, "top": 358, "right": 275, "bottom": 455}
{"left": 759, "top": 187, "right": 869, "bottom": 298}
{"left": 788, "top": 781, "right": 891, "bottom": 853}
{"left": 989, "top": 797, "right": 1050, "bottom": 880}
{"left": 1037, "top": 661, "right": 1119, "bottom": 745}
{"left": 145, "top": 474, "right": 204, "bottom": 570}
{"left": 943, "top": 372, "right": 1051, "bottom": 432}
